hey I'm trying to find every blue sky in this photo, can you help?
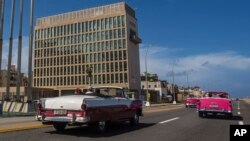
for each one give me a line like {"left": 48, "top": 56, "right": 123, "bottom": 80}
{"left": 1, "top": 0, "right": 250, "bottom": 98}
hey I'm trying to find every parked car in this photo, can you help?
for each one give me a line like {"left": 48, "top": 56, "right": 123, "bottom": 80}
{"left": 40, "top": 86, "right": 143, "bottom": 132}
{"left": 184, "top": 97, "right": 199, "bottom": 108}
{"left": 197, "top": 92, "right": 233, "bottom": 118}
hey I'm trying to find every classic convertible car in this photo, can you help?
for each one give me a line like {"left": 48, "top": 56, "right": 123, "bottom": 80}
{"left": 40, "top": 86, "right": 143, "bottom": 132}
{"left": 184, "top": 97, "right": 199, "bottom": 108}
{"left": 197, "top": 92, "right": 233, "bottom": 118}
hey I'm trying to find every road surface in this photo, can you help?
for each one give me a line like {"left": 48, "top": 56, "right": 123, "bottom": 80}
{"left": 0, "top": 100, "right": 249, "bottom": 141}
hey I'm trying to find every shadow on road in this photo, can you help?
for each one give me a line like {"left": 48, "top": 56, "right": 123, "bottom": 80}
{"left": 46, "top": 122, "right": 156, "bottom": 138}
{"left": 203, "top": 114, "right": 243, "bottom": 121}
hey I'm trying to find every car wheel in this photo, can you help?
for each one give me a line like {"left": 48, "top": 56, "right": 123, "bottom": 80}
{"left": 96, "top": 121, "right": 107, "bottom": 133}
{"left": 198, "top": 111, "right": 204, "bottom": 118}
{"left": 130, "top": 112, "right": 139, "bottom": 126}
{"left": 53, "top": 122, "right": 67, "bottom": 132}
{"left": 227, "top": 113, "right": 233, "bottom": 119}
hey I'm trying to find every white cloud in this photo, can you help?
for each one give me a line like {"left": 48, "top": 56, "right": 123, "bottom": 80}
{"left": 140, "top": 45, "right": 250, "bottom": 98}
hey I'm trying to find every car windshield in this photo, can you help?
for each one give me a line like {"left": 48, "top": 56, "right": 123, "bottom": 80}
{"left": 84, "top": 87, "right": 125, "bottom": 98}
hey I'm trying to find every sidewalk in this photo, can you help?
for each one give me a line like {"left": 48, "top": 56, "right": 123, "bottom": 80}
{"left": 0, "top": 103, "right": 184, "bottom": 133}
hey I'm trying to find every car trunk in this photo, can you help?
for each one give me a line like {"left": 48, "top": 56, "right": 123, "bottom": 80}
{"left": 45, "top": 95, "right": 97, "bottom": 110}
{"left": 199, "top": 98, "right": 232, "bottom": 111}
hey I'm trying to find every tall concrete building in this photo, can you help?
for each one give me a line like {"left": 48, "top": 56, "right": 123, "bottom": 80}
{"left": 33, "top": 2, "right": 141, "bottom": 95}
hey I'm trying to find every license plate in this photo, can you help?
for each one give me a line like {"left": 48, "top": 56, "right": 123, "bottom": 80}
{"left": 209, "top": 105, "right": 218, "bottom": 108}
{"left": 54, "top": 109, "right": 67, "bottom": 115}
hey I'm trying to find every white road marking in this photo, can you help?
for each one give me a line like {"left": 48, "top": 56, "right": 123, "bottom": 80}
{"left": 237, "top": 112, "right": 241, "bottom": 115}
{"left": 239, "top": 121, "right": 244, "bottom": 125}
{"left": 159, "top": 117, "right": 180, "bottom": 124}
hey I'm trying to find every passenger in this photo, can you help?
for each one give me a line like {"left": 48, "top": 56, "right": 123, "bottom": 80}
{"left": 95, "top": 89, "right": 100, "bottom": 94}
{"left": 86, "top": 87, "right": 93, "bottom": 94}
{"left": 82, "top": 89, "right": 87, "bottom": 94}
{"left": 75, "top": 88, "right": 82, "bottom": 95}
{"left": 208, "top": 93, "right": 212, "bottom": 97}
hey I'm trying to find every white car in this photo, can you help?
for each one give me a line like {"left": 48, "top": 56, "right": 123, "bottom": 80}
{"left": 40, "top": 86, "right": 143, "bottom": 132}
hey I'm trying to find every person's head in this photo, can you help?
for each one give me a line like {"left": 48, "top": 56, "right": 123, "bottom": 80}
{"left": 95, "top": 89, "right": 100, "bottom": 93}
{"left": 87, "top": 86, "right": 93, "bottom": 92}
{"left": 82, "top": 89, "right": 87, "bottom": 93}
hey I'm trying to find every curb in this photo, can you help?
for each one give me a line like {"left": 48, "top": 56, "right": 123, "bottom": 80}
{"left": 0, "top": 124, "right": 51, "bottom": 133}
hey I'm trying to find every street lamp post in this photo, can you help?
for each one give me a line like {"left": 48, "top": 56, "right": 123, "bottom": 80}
{"left": 86, "top": 67, "right": 92, "bottom": 87}
{"left": 145, "top": 45, "right": 151, "bottom": 107}
{"left": 172, "top": 63, "right": 176, "bottom": 104}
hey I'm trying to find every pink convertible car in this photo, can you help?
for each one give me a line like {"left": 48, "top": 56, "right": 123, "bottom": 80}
{"left": 197, "top": 92, "right": 233, "bottom": 118}
{"left": 184, "top": 97, "right": 199, "bottom": 108}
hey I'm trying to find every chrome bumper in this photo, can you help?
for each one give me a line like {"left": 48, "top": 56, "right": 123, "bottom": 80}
{"left": 44, "top": 116, "right": 90, "bottom": 123}
{"left": 197, "top": 109, "right": 232, "bottom": 113}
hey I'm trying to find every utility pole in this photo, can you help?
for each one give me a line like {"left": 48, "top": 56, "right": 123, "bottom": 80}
{"left": 27, "top": 0, "right": 34, "bottom": 102}
{"left": 6, "top": 0, "right": 15, "bottom": 101}
{"left": 0, "top": 0, "right": 5, "bottom": 80}
{"left": 172, "top": 63, "right": 176, "bottom": 104}
{"left": 16, "top": 0, "right": 23, "bottom": 101}
{"left": 145, "top": 45, "right": 151, "bottom": 107}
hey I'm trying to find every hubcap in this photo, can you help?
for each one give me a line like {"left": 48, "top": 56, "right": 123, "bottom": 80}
{"left": 99, "top": 121, "right": 106, "bottom": 131}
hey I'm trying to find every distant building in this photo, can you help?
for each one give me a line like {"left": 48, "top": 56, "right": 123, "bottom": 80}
{"left": 33, "top": 2, "right": 142, "bottom": 96}
{"left": 0, "top": 65, "right": 27, "bottom": 87}
{"left": 140, "top": 73, "right": 169, "bottom": 102}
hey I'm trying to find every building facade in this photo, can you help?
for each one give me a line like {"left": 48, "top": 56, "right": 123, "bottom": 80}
{"left": 33, "top": 2, "right": 141, "bottom": 94}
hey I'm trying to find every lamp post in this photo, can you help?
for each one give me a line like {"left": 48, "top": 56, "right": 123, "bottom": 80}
{"left": 145, "top": 45, "right": 151, "bottom": 107}
{"left": 86, "top": 67, "right": 92, "bottom": 87}
{"left": 6, "top": 0, "right": 15, "bottom": 101}
{"left": 27, "top": 0, "right": 34, "bottom": 103}
{"left": 0, "top": 0, "right": 5, "bottom": 77}
{"left": 172, "top": 63, "right": 176, "bottom": 104}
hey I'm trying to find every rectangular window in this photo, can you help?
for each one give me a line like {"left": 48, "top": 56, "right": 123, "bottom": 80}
{"left": 122, "top": 15, "right": 125, "bottom": 27}
{"left": 106, "top": 63, "right": 109, "bottom": 72}
{"left": 109, "top": 17, "right": 113, "bottom": 29}
{"left": 113, "top": 17, "right": 117, "bottom": 28}
{"left": 115, "top": 73, "right": 119, "bottom": 83}
{"left": 105, "top": 18, "right": 109, "bottom": 29}
{"left": 97, "top": 20, "right": 100, "bottom": 31}
{"left": 102, "top": 74, "right": 106, "bottom": 84}
{"left": 82, "top": 22, "right": 85, "bottom": 33}
{"left": 120, "top": 73, "right": 123, "bottom": 83}
{"left": 86, "top": 21, "right": 89, "bottom": 32}
{"left": 124, "top": 61, "right": 127, "bottom": 71}
{"left": 101, "top": 19, "right": 104, "bottom": 30}
{"left": 117, "top": 16, "right": 121, "bottom": 27}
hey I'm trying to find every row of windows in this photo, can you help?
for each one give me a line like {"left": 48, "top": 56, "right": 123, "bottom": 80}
{"left": 35, "top": 28, "right": 126, "bottom": 48}
{"left": 33, "top": 73, "right": 128, "bottom": 87}
{"left": 34, "top": 39, "right": 126, "bottom": 57}
{"left": 35, "top": 15, "right": 126, "bottom": 39}
{"left": 34, "top": 51, "right": 127, "bottom": 67}
{"left": 34, "top": 62, "right": 128, "bottom": 77}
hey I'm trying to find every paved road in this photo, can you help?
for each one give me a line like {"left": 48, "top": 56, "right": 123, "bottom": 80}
{"left": 0, "top": 101, "right": 249, "bottom": 141}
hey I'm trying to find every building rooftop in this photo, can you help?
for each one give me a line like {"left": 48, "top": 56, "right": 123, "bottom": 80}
{"left": 36, "top": 2, "right": 135, "bottom": 28}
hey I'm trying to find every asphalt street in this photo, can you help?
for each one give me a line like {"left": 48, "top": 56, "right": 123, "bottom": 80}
{"left": 0, "top": 100, "right": 249, "bottom": 141}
